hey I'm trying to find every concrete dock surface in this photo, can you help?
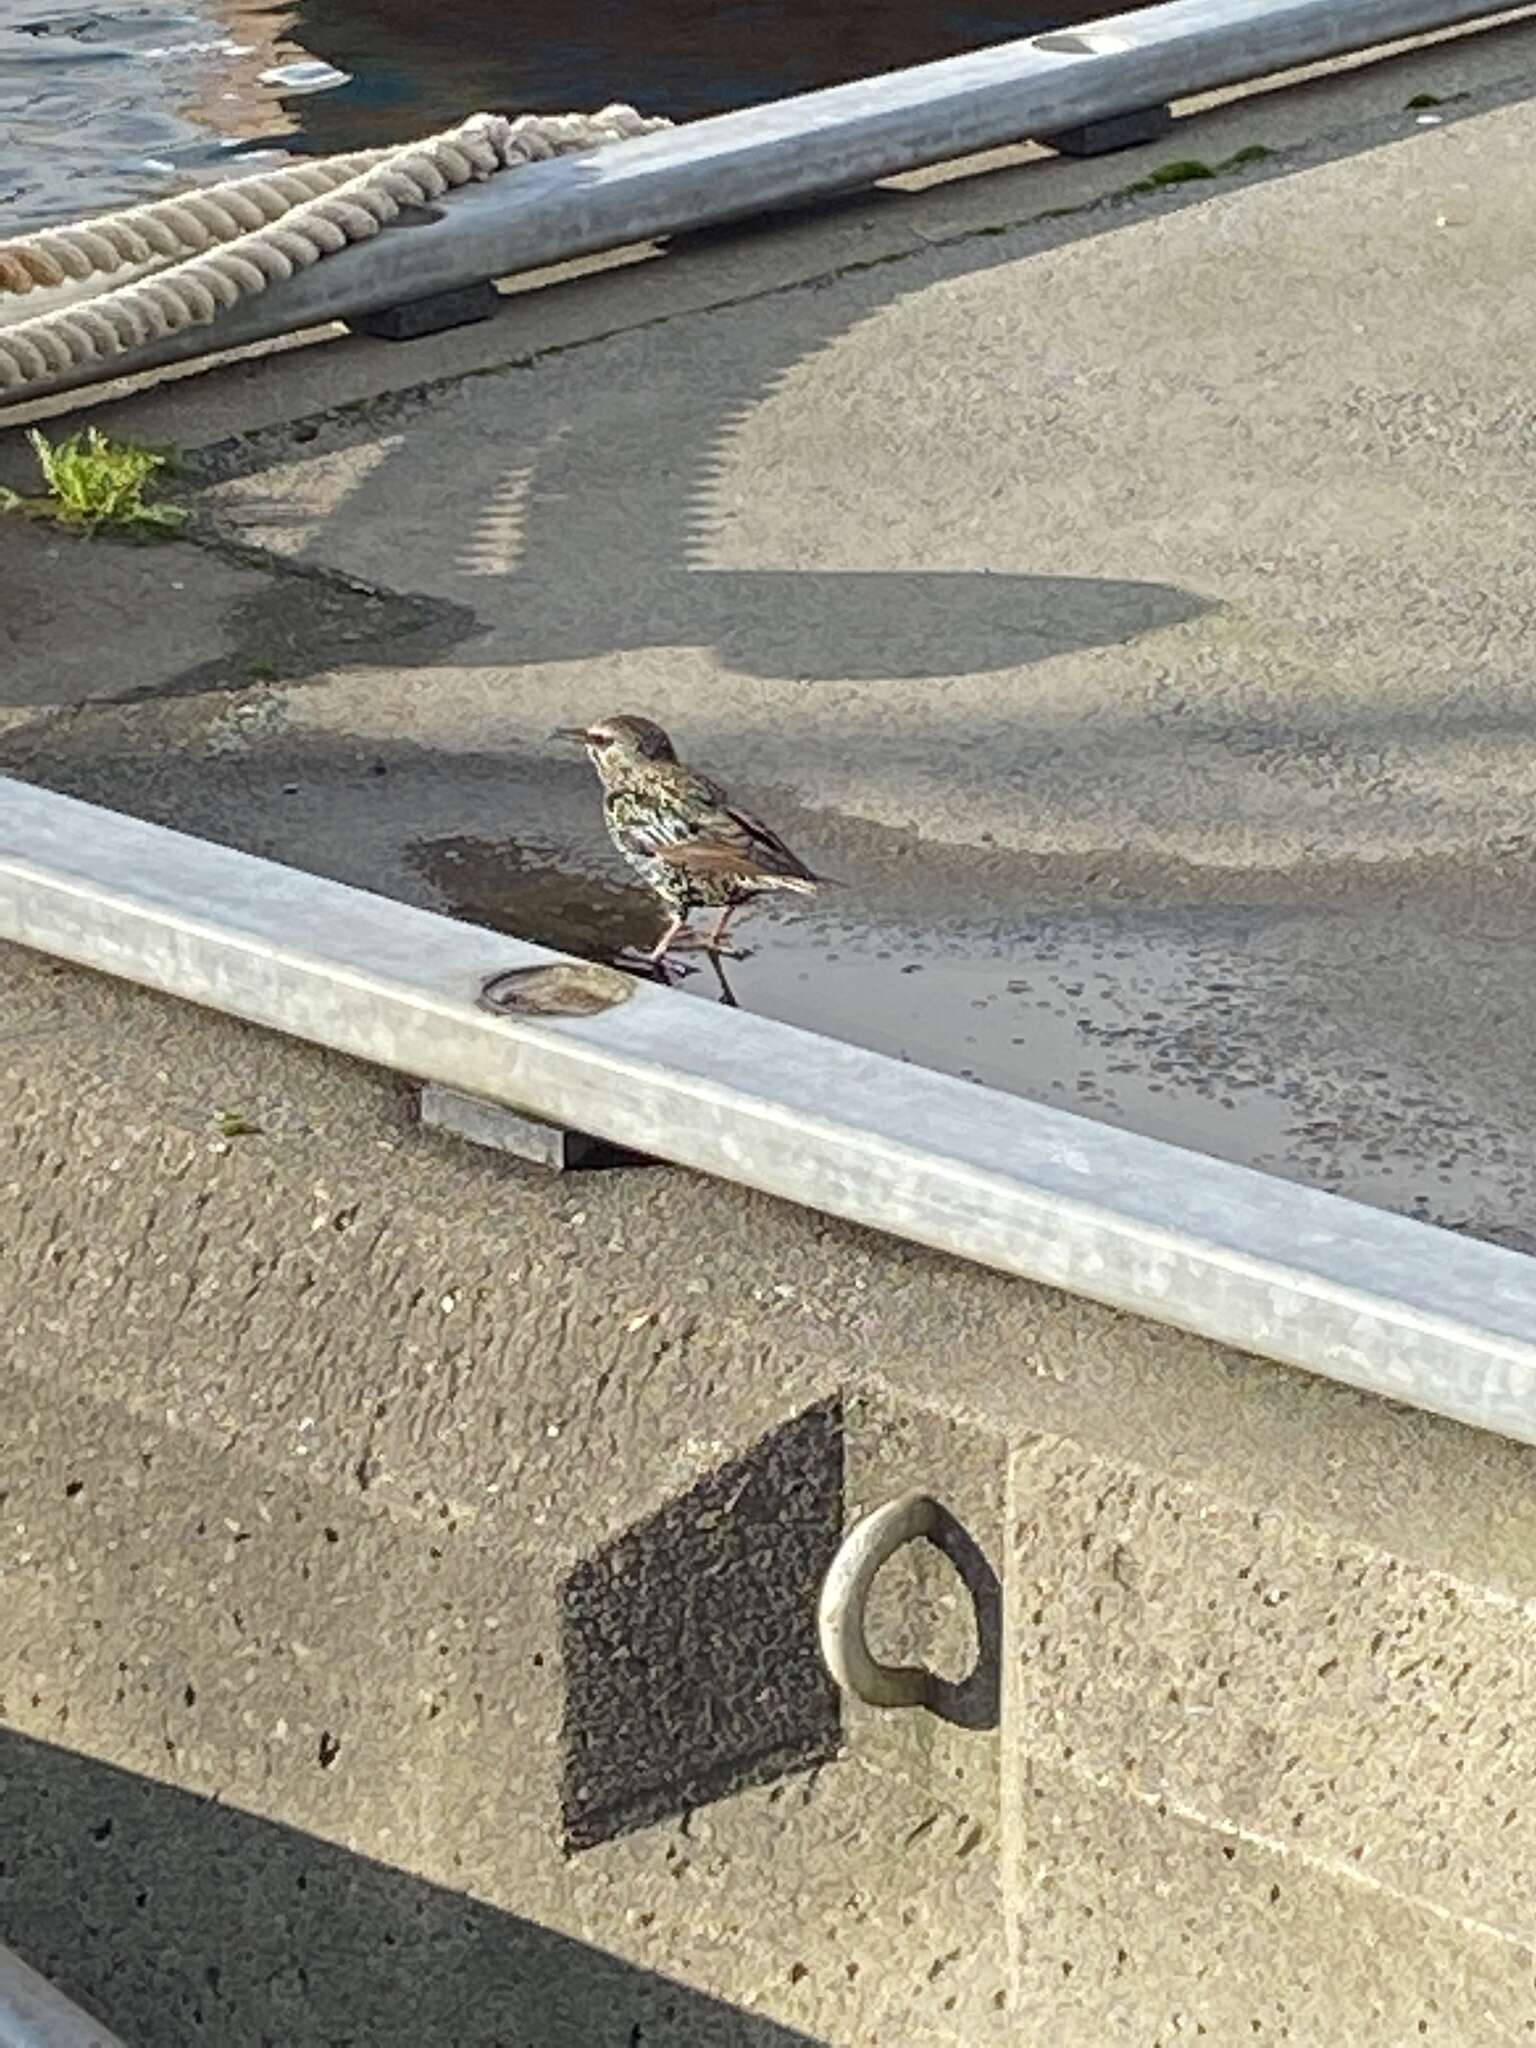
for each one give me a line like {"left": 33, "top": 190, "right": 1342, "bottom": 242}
{"left": 5, "top": 16, "right": 1536, "bottom": 2044}
{"left": 8, "top": 20, "right": 1536, "bottom": 1235}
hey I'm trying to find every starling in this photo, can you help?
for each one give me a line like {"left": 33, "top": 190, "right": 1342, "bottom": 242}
{"left": 553, "top": 713, "right": 824, "bottom": 961}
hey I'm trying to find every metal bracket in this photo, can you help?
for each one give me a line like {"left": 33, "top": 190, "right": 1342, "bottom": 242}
{"left": 348, "top": 280, "right": 499, "bottom": 342}
{"left": 818, "top": 1492, "right": 943, "bottom": 1709}
{"left": 418, "top": 1081, "right": 646, "bottom": 1171}
{"left": 418, "top": 1081, "right": 594, "bottom": 1169}
{"left": 1037, "top": 105, "right": 1174, "bottom": 156}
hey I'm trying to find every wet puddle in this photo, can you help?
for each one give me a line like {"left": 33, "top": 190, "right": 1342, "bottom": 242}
{"left": 410, "top": 831, "right": 1536, "bottom": 1244}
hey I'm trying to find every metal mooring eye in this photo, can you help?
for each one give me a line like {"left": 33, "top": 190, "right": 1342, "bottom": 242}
{"left": 817, "top": 1491, "right": 944, "bottom": 1710}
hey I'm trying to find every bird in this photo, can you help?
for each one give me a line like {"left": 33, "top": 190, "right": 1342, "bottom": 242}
{"left": 552, "top": 713, "right": 825, "bottom": 963}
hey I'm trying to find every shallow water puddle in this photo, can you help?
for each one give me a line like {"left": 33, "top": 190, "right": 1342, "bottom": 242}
{"left": 409, "top": 830, "right": 1534, "bottom": 1241}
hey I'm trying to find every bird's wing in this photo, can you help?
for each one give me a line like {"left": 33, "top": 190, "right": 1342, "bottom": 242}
{"left": 659, "top": 803, "right": 819, "bottom": 885}
{"left": 606, "top": 794, "right": 696, "bottom": 866}
{"left": 612, "top": 771, "right": 819, "bottom": 884}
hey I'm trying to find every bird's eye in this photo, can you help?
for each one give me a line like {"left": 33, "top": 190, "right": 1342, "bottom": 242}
{"left": 589, "top": 732, "right": 612, "bottom": 748}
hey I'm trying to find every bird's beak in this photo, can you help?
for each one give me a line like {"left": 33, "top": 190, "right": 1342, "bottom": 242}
{"left": 550, "top": 726, "right": 590, "bottom": 744}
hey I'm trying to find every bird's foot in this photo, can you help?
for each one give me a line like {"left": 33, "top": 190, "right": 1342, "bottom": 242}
{"left": 656, "top": 927, "right": 711, "bottom": 955}
{"left": 613, "top": 947, "right": 691, "bottom": 982}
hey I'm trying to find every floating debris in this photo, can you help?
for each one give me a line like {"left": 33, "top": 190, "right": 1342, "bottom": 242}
{"left": 259, "top": 59, "right": 351, "bottom": 94}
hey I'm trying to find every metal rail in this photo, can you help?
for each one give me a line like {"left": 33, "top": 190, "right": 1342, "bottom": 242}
{"left": 2, "top": 0, "right": 1523, "bottom": 400}
{"left": 0, "top": 1943, "right": 125, "bottom": 2048}
{"left": 3, "top": 777, "right": 1535, "bottom": 1446}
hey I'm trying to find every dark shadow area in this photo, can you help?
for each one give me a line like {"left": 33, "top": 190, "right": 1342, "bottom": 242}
{"left": 186, "top": 58, "right": 1530, "bottom": 697}
{"left": 561, "top": 1402, "right": 844, "bottom": 1854}
{"left": 174, "top": 113, "right": 1264, "bottom": 692}
{"left": 478, "top": 567, "right": 1207, "bottom": 681}
{"left": 920, "top": 1504, "right": 1003, "bottom": 1734}
{"left": 0, "top": 1728, "right": 823, "bottom": 2048}
{"left": 189, "top": 513, "right": 1209, "bottom": 683}
{"left": 23, "top": 712, "right": 1536, "bottom": 920}
{"left": 673, "top": 571, "right": 1205, "bottom": 683}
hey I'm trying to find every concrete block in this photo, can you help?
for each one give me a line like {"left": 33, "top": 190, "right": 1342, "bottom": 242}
{"left": 839, "top": 1390, "right": 1012, "bottom": 2016}
{"left": 1037, "top": 105, "right": 1173, "bottom": 156}
{"left": 419, "top": 1081, "right": 610, "bottom": 1170}
{"left": 349, "top": 281, "right": 499, "bottom": 342}
{"left": 1007, "top": 1438, "right": 1536, "bottom": 1947}
{"left": 13, "top": 954, "right": 1536, "bottom": 2042}
{"left": 1, "top": 1329, "right": 1013, "bottom": 2044}
{"left": 1008, "top": 1756, "right": 1536, "bottom": 2043}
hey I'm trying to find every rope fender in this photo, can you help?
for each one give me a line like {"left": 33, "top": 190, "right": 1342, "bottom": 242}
{"left": 0, "top": 105, "right": 669, "bottom": 394}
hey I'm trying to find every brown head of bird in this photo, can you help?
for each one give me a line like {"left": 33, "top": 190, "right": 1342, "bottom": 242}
{"left": 551, "top": 714, "right": 677, "bottom": 788}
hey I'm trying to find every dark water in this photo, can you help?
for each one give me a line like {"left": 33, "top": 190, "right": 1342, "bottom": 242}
{"left": 1, "top": 0, "right": 1141, "bottom": 230}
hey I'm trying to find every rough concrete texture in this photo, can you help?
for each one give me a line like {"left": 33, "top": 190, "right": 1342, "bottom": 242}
{"left": 5, "top": 955, "right": 1536, "bottom": 2042}
{"left": 1006, "top": 1441, "right": 1536, "bottom": 2037}
{"left": 0, "top": 516, "right": 465, "bottom": 734}
{"left": 7, "top": 27, "right": 1536, "bottom": 2046}
{"left": 2, "top": 968, "right": 1016, "bottom": 2047}
{"left": 3, "top": 522, "right": 269, "bottom": 715}
{"left": 1009, "top": 1757, "right": 1536, "bottom": 2042}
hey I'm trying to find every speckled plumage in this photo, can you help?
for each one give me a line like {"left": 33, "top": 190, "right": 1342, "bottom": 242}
{"left": 555, "top": 713, "right": 823, "bottom": 960}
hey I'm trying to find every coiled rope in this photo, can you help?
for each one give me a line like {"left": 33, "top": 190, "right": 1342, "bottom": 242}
{"left": 0, "top": 105, "right": 668, "bottom": 395}
{"left": 0, "top": 150, "right": 395, "bottom": 297}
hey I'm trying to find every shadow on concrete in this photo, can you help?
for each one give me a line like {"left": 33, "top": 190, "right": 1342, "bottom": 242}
{"left": 18, "top": 699, "right": 1536, "bottom": 904}
{"left": 0, "top": 1726, "right": 824, "bottom": 2048}
{"left": 165, "top": 29, "right": 1536, "bottom": 699}
{"left": 920, "top": 1503, "right": 1003, "bottom": 1734}
{"left": 561, "top": 1402, "right": 844, "bottom": 1853}
{"left": 4, "top": 23, "right": 1536, "bottom": 721}
{"left": 463, "top": 568, "right": 1208, "bottom": 684}
{"left": 173, "top": 141, "right": 1243, "bottom": 691}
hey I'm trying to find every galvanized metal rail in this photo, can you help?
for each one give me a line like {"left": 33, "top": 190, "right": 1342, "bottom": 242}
{"left": 1, "top": 0, "right": 1523, "bottom": 400}
{"left": 0, "top": 1942, "right": 125, "bottom": 2048}
{"left": 3, "top": 776, "right": 1535, "bottom": 1446}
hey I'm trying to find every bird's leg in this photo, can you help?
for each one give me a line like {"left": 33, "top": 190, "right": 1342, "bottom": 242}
{"left": 706, "top": 951, "right": 739, "bottom": 1008}
{"left": 648, "top": 914, "right": 707, "bottom": 959}
{"left": 700, "top": 905, "right": 750, "bottom": 959}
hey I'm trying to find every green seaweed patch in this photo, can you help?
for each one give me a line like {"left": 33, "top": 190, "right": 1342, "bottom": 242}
{"left": 1119, "top": 158, "right": 1216, "bottom": 195}
{"left": 1117, "top": 143, "right": 1273, "bottom": 198}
